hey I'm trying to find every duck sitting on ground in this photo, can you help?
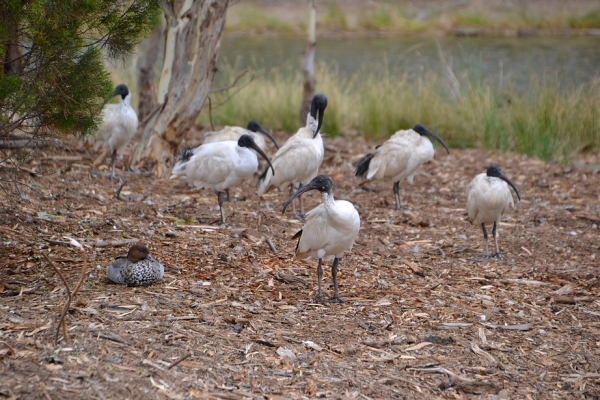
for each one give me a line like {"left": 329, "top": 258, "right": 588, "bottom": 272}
{"left": 107, "top": 244, "right": 164, "bottom": 286}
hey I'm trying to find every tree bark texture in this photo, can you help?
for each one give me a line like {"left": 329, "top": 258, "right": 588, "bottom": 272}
{"left": 299, "top": 0, "right": 317, "bottom": 127}
{"left": 137, "top": 19, "right": 163, "bottom": 124}
{"left": 132, "top": 0, "right": 229, "bottom": 177}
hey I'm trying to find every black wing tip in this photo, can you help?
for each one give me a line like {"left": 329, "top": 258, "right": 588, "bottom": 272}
{"left": 256, "top": 166, "right": 269, "bottom": 187}
{"left": 292, "top": 229, "right": 303, "bottom": 253}
{"left": 354, "top": 153, "right": 374, "bottom": 178}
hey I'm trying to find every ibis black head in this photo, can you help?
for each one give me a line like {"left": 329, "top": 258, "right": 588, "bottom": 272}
{"left": 282, "top": 175, "right": 334, "bottom": 214}
{"left": 247, "top": 120, "right": 279, "bottom": 149}
{"left": 309, "top": 94, "right": 328, "bottom": 138}
{"left": 413, "top": 124, "right": 450, "bottom": 154}
{"left": 113, "top": 84, "right": 130, "bottom": 100}
{"left": 486, "top": 165, "right": 521, "bottom": 201}
{"left": 176, "top": 148, "right": 194, "bottom": 163}
{"left": 238, "top": 134, "right": 275, "bottom": 176}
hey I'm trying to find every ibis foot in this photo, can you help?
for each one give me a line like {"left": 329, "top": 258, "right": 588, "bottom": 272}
{"left": 291, "top": 213, "right": 307, "bottom": 222}
{"left": 394, "top": 205, "right": 412, "bottom": 211}
{"left": 314, "top": 295, "right": 325, "bottom": 303}
{"left": 328, "top": 295, "right": 345, "bottom": 303}
{"left": 490, "top": 252, "right": 506, "bottom": 260}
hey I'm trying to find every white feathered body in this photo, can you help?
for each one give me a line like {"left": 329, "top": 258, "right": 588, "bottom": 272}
{"left": 107, "top": 255, "right": 164, "bottom": 287}
{"left": 94, "top": 93, "right": 138, "bottom": 154}
{"left": 295, "top": 193, "right": 360, "bottom": 261}
{"left": 257, "top": 127, "right": 323, "bottom": 195}
{"left": 466, "top": 173, "right": 515, "bottom": 226}
{"left": 170, "top": 141, "right": 259, "bottom": 191}
{"left": 355, "top": 129, "right": 435, "bottom": 185}
{"left": 203, "top": 126, "right": 270, "bottom": 152}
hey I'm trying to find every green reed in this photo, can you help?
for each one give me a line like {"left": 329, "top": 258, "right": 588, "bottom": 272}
{"left": 198, "top": 61, "right": 600, "bottom": 162}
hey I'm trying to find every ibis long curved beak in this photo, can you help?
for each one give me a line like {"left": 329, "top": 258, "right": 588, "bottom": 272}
{"left": 311, "top": 94, "right": 328, "bottom": 138}
{"left": 422, "top": 126, "right": 450, "bottom": 154}
{"left": 257, "top": 125, "right": 279, "bottom": 149}
{"left": 499, "top": 173, "right": 521, "bottom": 201}
{"left": 247, "top": 140, "right": 275, "bottom": 176}
{"left": 282, "top": 182, "right": 317, "bottom": 214}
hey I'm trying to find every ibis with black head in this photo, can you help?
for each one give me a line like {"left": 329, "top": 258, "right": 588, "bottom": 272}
{"left": 257, "top": 94, "right": 327, "bottom": 217}
{"left": 93, "top": 84, "right": 139, "bottom": 181}
{"left": 107, "top": 243, "right": 164, "bottom": 287}
{"left": 203, "top": 120, "right": 279, "bottom": 152}
{"left": 466, "top": 165, "right": 521, "bottom": 259}
{"left": 282, "top": 175, "right": 360, "bottom": 302}
{"left": 354, "top": 124, "right": 449, "bottom": 210}
{"left": 171, "top": 134, "right": 275, "bottom": 225}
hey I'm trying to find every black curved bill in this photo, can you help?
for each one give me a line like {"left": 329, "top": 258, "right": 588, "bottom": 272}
{"left": 414, "top": 124, "right": 450, "bottom": 154}
{"left": 256, "top": 125, "right": 279, "bottom": 149}
{"left": 282, "top": 182, "right": 317, "bottom": 214}
{"left": 248, "top": 139, "right": 275, "bottom": 176}
{"left": 499, "top": 173, "right": 521, "bottom": 201}
{"left": 311, "top": 94, "right": 328, "bottom": 138}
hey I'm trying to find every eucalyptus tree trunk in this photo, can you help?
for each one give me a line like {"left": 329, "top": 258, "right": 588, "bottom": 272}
{"left": 132, "top": 0, "right": 228, "bottom": 177}
{"left": 137, "top": 19, "right": 163, "bottom": 124}
{"left": 299, "top": 0, "right": 317, "bottom": 127}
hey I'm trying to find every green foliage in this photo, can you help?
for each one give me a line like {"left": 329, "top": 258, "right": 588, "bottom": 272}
{"left": 0, "top": 0, "right": 161, "bottom": 138}
{"left": 452, "top": 14, "right": 491, "bottom": 27}
{"left": 569, "top": 10, "right": 600, "bottom": 29}
{"left": 225, "top": 5, "right": 294, "bottom": 35}
{"left": 201, "top": 59, "right": 600, "bottom": 162}
{"left": 321, "top": 3, "right": 348, "bottom": 31}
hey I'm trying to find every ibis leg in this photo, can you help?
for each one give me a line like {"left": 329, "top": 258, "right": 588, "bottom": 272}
{"left": 393, "top": 181, "right": 403, "bottom": 210}
{"left": 330, "top": 257, "right": 344, "bottom": 303}
{"left": 481, "top": 223, "right": 490, "bottom": 257}
{"left": 225, "top": 188, "right": 230, "bottom": 201}
{"left": 491, "top": 222, "right": 505, "bottom": 259}
{"left": 289, "top": 184, "right": 297, "bottom": 216}
{"left": 217, "top": 191, "right": 226, "bottom": 225}
{"left": 110, "top": 149, "right": 117, "bottom": 182}
{"left": 299, "top": 190, "right": 305, "bottom": 216}
{"left": 315, "top": 258, "right": 323, "bottom": 302}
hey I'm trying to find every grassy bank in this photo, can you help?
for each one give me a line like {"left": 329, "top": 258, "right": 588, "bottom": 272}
{"left": 225, "top": 2, "right": 600, "bottom": 37}
{"left": 198, "top": 61, "right": 600, "bottom": 162}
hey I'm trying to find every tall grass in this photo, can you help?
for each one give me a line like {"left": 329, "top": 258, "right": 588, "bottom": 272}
{"left": 199, "top": 61, "right": 600, "bottom": 162}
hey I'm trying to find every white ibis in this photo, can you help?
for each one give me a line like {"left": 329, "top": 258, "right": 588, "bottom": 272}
{"left": 107, "top": 244, "right": 164, "bottom": 287}
{"left": 203, "top": 120, "right": 279, "bottom": 152}
{"left": 170, "top": 134, "right": 275, "bottom": 225}
{"left": 257, "top": 94, "right": 327, "bottom": 217}
{"left": 466, "top": 165, "right": 521, "bottom": 259}
{"left": 282, "top": 175, "right": 360, "bottom": 302}
{"left": 93, "top": 84, "right": 139, "bottom": 181}
{"left": 354, "top": 124, "right": 449, "bottom": 210}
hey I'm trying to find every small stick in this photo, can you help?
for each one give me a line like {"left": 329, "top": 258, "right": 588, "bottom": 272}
{"left": 64, "top": 237, "right": 88, "bottom": 299}
{"left": 265, "top": 237, "right": 277, "bottom": 254}
{"left": 114, "top": 179, "right": 127, "bottom": 200}
{"left": 168, "top": 352, "right": 191, "bottom": 369}
{"left": 41, "top": 252, "right": 71, "bottom": 346}
{"left": 90, "top": 239, "right": 139, "bottom": 247}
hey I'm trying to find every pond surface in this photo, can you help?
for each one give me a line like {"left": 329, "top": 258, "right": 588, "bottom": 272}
{"left": 218, "top": 35, "right": 600, "bottom": 90}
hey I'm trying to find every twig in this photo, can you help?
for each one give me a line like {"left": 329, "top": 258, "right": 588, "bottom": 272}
{"left": 41, "top": 252, "right": 71, "bottom": 347}
{"left": 64, "top": 237, "right": 88, "bottom": 299}
{"left": 207, "top": 96, "right": 215, "bottom": 130}
{"left": 209, "top": 69, "right": 249, "bottom": 94}
{"left": 88, "top": 238, "right": 139, "bottom": 247}
{"left": 114, "top": 179, "right": 127, "bottom": 200}
{"left": 168, "top": 352, "right": 192, "bottom": 369}
{"left": 265, "top": 237, "right": 277, "bottom": 253}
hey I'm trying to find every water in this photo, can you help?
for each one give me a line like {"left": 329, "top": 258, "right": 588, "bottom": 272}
{"left": 218, "top": 35, "right": 600, "bottom": 90}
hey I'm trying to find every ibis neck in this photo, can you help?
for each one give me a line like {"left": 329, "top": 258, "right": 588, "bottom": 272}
{"left": 306, "top": 113, "right": 318, "bottom": 137}
{"left": 321, "top": 190, "right": 352, "bottom": 230}
{"left": 121, "top": 93, "right": 131, "bottom": 108}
